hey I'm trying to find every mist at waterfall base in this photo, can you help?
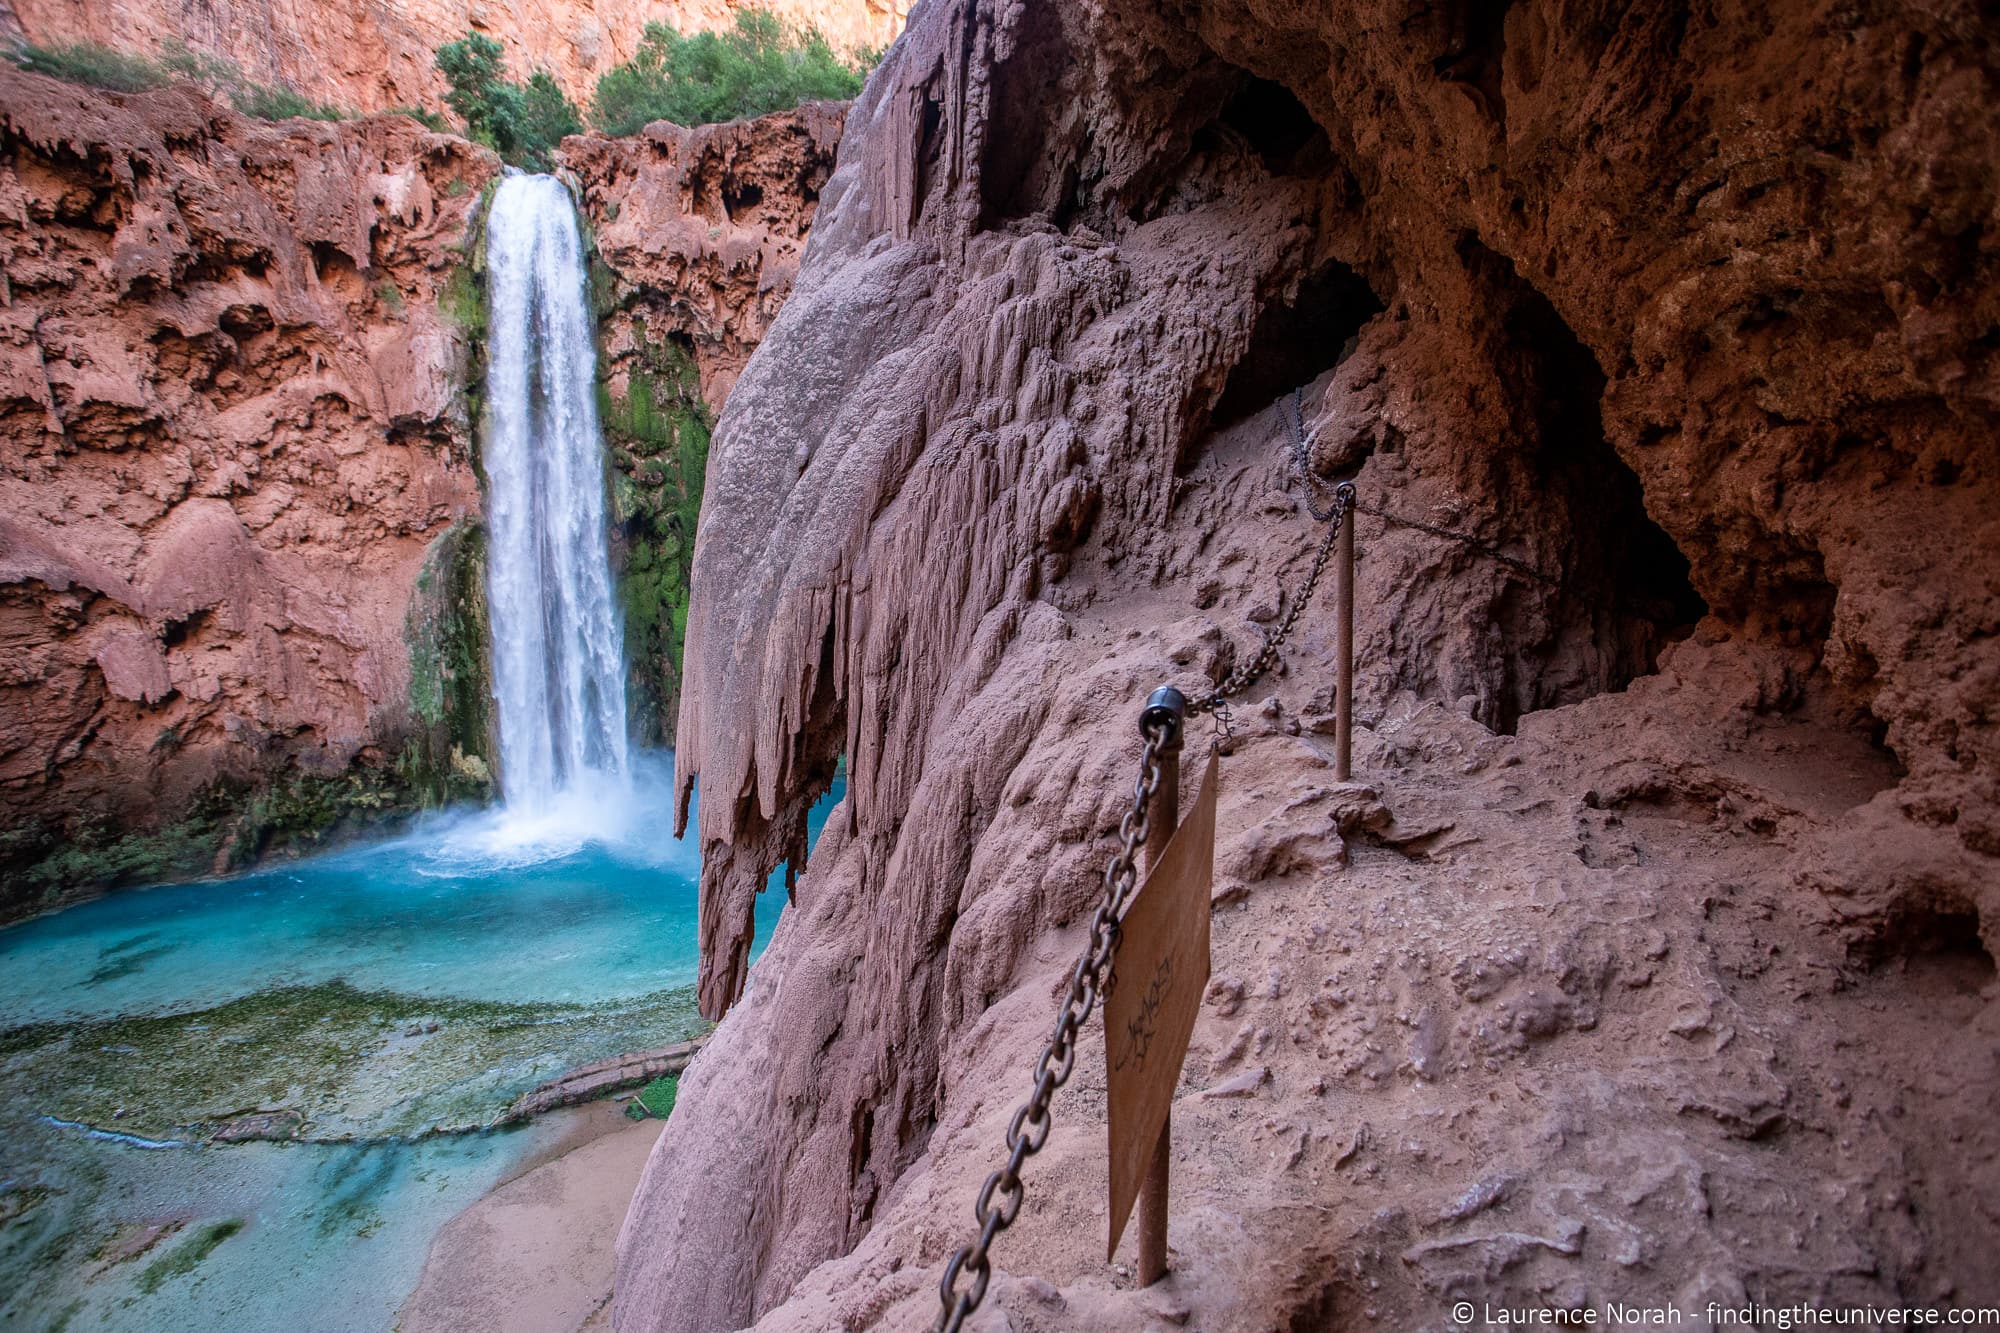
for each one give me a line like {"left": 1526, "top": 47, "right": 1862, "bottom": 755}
{"left": 0, "top": 176, "right": 815, "bottom": 1330}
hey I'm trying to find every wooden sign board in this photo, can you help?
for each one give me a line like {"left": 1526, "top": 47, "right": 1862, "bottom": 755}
{"left": 1105, "top": 747, "right": 1217, "bottom": 1260}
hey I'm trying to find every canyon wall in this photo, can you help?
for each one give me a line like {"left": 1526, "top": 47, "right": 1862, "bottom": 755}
{"left": 620, "top": 1, "right": 2000, "bottom": 1330}
{"left": 0, "top": 65, "right": 839, "bottom": 911}
{"left": 0, "top": 65, "right": 498, "bottom": 913}
{"left": 3, "top": 0, "right": 904, "bottom": 114}
{"left": 573, "top": 102, "right": 844, "bottom": 740}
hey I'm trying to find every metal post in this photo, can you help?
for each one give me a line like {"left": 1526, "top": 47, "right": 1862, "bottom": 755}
{"left": 1136, "top": 686, "right": 1184, "bottom": 1287}
{"left": 1335, "top": 496, "right": 1355, "bottom": 782}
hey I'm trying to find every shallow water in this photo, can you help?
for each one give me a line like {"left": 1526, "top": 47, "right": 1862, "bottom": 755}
{"left": 0, "top": 754, "right": 837, "bottom": 1331}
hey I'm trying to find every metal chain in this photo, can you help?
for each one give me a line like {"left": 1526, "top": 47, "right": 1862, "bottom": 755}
{"left": 1190, "top": 398, "right": 1354, "bottom": 742}
{"left": 932, "top": 397, "right": 1356, "bottom": 1330}
{"left": 934, "top": 724, "right": 1168, "bottom": 1333}
{"left": 1281, "top": 388, "right": 1345, "bottom": 521}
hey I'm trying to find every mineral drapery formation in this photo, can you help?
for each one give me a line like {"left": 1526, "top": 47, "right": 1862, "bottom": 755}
{"left": 623, "top": 1, "right": 2000, "bottom": 1329}
{"left": 4, "top": 0, "right": 906, "bottom": 114}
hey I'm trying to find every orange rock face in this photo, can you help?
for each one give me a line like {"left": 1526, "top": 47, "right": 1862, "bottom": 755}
{"left": 0, "top": 66, "right": 498, "bottom": 909}
{"left": 4, "top": 0, "right": 905, "bottom": 114}
{"left": 568, "top": 101, "right": 845, "bottom": 417}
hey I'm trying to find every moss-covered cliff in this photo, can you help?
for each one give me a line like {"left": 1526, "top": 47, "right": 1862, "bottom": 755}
{"left": 603, "top": 336, "right": 712, "bottom": 745}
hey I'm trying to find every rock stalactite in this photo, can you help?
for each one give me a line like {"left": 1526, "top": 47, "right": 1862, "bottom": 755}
{"left": 622, "top": 1, "right": 2000, "bottom": 1329}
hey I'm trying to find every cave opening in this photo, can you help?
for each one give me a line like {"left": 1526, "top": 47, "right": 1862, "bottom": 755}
{"left": 1210, "top": 260, "right": 1385, "bottom": 429}
{"left": 1854, "top": 891, "right": 1994, "bottom": 986}
{"left": 1473, "top": 240, "right": 1708, "bottom": 731}
{"left": 977, "top": 3, "right": 1077, "bottom": 228}
{"left": 723, "top": 179, "right": 764, "bottom": 221}
{"left": 1218, "top": 75, "right": 1332, "bottom": 177}
{"left": 162, "top": 607, "right": 210, "bottom": 649}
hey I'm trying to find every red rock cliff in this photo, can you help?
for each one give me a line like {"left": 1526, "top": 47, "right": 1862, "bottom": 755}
{"left": 568, "top": 100, "right": 845, "bottom": 418}
{"left": 621, "top": 1, "right": 2000, "bottom": 1329}
{"left": 4, "top": 0, "right": 905, "bottom": 113}
{"left": 0, "top": 65, "right": 497, "bottom": 909}
{"left": 0, "top": 67, "right": 842, "bottom": 910}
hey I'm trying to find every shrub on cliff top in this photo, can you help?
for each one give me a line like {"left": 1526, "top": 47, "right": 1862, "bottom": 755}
{"left": 8, "top": 41, "right": 170, "bottom": 92}
{"left": 591, "top": 11, "right": 868, "bottom": 138}
{"left": 434, "top": 32, "right": 581, "bottom": 172}
{"left": 7, "top": 39, "right": 346, "bottom": 120}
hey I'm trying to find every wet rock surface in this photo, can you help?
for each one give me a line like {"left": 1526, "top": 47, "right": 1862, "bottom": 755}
{"left": 624, "top": 1, "right": 2000, "bottom": 1329}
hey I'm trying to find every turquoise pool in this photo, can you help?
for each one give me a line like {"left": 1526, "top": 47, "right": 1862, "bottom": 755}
{"left": 0, "top": 754, "right": 835, "bottom": 1331}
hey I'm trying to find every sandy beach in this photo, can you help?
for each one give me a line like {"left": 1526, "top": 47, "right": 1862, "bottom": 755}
{"left": 400, "top": 1101, "right": 664, "bottom": 1333}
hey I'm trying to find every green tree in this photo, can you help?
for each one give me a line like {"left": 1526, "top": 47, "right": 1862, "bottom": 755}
{"left": 434, "top": 33, "right": 580, "bottom": 170}
{"left": 592, "top": 11, "right": 870, "bottom": 138}
{"left": 435, "top": 33, "right": 523, "bottom": 152}
{"left": 522, "top": 70, "right": 583, "bottom": 156}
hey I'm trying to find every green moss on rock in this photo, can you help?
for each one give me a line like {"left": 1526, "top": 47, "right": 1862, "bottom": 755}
{"left": 402, "top": 520, "right": 496, "bottom": 806}
{"left": 601, "top": 334, "right": 710, "bottom": 744}
{"left": 439, "top": 179, "right": 497, "bottom": 474}
{"left": 439, "top": 262, "right": 488, "bottom": 345}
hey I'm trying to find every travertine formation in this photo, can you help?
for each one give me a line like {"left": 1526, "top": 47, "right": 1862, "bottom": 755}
{"left": 0, "top": 65, "right": 496, "bottom": 912}
{"left": 622, "top": 1, "right": 2000, "bottom": 1329}
{"left": 4, "top": 0, "right": 904, "bottom": 114}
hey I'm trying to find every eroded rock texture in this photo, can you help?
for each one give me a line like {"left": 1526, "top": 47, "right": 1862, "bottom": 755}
{"left": 571, "top": 102, "right": 846, "bottom": 417}
{"left": 6, "top": 0, "right": 905, "bottom": 114}
{"left": 0, "top": 66, "right": 497, "bottom": 912}
{"left": 622, "top": 1, "right": 2000, "bottom": 1329}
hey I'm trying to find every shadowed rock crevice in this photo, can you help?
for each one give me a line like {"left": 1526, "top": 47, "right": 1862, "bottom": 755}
{"left": 1850, "top": 885, "right": 1993, "bottom": 976}
{"left": 1477, "top": 244, "right": 1708, "bottom": 732}
{"left": 1211, "top": 260, "right": 1384, "bottom": 430}
{"left": 1218, "top": 74, "right": 1333, "bottom": 178}
{"left": 979, "top": 0, "right": 1080, "bottom": 228}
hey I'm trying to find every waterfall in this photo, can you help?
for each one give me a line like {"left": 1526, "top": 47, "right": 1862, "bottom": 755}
{"left": 482, "top": 173, "right": 629, "bottom": 812}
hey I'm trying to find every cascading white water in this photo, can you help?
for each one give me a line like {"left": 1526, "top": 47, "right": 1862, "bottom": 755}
{"left": 482, "top": 174, "right": 629, "bottom": 813}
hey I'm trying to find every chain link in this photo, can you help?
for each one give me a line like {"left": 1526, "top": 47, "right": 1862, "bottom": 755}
{"left": 1190, "top": 395, "right": 1354, "bottom": 742}
{"left": 1280, "top": 387, "right": 1346, "bottom": 522}
{"left": 934, "top": 725, "right": 1168, "bottom": 1333}
{"left": 932, "top": 398, "right": 1355, "bottom": 1329}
